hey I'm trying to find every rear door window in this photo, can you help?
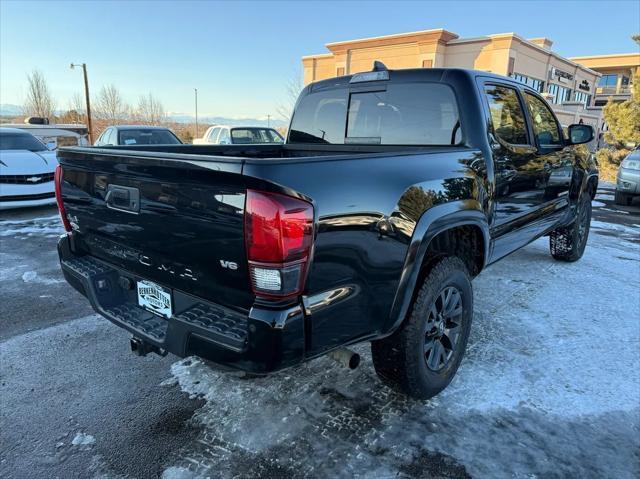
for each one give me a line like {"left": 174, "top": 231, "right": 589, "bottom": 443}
{"left": 289, "top": 82, "right": 462, "bottom": 145}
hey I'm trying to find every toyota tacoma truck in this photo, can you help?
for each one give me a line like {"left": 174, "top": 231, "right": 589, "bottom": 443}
{"left": 55, "top": 65, "right": 598, "bottom": 399}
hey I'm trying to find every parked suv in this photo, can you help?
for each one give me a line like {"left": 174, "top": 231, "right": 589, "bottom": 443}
{"left": 615, "top": 146, "right": 640, "bottom": 205}
{"left": 193, "top": 126, "right": 283, "bottom": 145}
{"left": 55, "top": 65, "right": 597, "bottom": 399}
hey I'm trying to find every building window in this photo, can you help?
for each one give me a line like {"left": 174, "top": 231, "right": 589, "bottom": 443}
{"left": 574, "top": 91, "right": 592, "bottom": 106}
{"left": 548, "top": 84, "right": 558, "bottom": 103}
{"left": 422, "top": 59, "right": 433, "bottom": 68}
{"left": 511, "top": 73, "right": 544, "bottom": 93}
{"left": 337, "top": 67, "right": 345, "bottom": 76}
{"left": 547, "top": 83, "right": 572, "bottom": 104}
{"left": 598, "top": 74, "right": 618, "bottom": 88}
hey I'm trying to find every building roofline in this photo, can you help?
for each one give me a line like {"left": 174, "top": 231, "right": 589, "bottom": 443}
{"left": 304, "top": 29, "right": 603, "bottom": 77}
{"left": 301, "top": 53, "right": 333, "bottom": 60}
{"left": 569, "top": 52, "right": 640, "bottom": 60}
{"left": 324, "top": 28, "right": 458, "bottom": 49}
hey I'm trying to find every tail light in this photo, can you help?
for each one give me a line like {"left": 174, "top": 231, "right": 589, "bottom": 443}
{"left": 245, "top": 190, "right": 314, "bottom": 299}
{"left": 54, "top": 165, "right": 72, "bottom": 233}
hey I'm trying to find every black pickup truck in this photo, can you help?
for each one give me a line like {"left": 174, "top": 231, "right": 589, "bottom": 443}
{"left": 55, "top": 65, "right": 597, "bottom": 399}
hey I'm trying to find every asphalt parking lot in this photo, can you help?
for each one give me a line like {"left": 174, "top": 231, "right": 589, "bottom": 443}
{"left": 1, "top": 182, "right": 639, "bottom": 479}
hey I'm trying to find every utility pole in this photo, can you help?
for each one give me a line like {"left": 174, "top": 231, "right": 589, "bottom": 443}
{"left": 267, "top": 114, "right": 271, "bottom": 128}
{"left": 70, "top": 63, "right": 93, "bottom": 144}
{"left": 194, "top": 88, "right": 199, "bottom": 138}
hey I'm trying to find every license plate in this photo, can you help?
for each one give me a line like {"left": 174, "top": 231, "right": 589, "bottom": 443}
{"left": 137, "top": 280, "right": 172, "bottom": 318}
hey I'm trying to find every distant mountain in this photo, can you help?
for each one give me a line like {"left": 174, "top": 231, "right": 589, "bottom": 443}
{"left": 0, "top": 103, "right": 287, "bottom": 128}
{"left": 0, "top": 103, "right": 23, "bottom": 116}
{"left": 167, "top": 113, "right": 287, "bottom": 128}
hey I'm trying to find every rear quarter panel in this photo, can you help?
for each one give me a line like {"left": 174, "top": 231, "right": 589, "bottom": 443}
{"left": 243, "top": 149, "right": 488, "bottom": 355}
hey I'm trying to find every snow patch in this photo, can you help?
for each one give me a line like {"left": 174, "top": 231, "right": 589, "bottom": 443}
{"left": 0, "top": 215, "right": 63, "bottom": 237}
{"left": 71, "top": 433, "right": 95, "bottom": 446}
{"left": 0, "top": 214, "right": 60, "bottom": 226}
{"left": 0, "top": 225, "right": 63, "bottom": 237}
{"left": 162, "top": 217, "right": 639, "bottom": 478}
{"left": 21, "top": 271, "right": 63, "bottom": 285}
{"left": 595, "top": 193, "right": 615, "bottom": 201}
{"left": 162, "top": 467, "right": 196, "bottom": 479}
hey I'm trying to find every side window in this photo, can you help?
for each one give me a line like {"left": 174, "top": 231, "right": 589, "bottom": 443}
{"left": 95, "top": 130, "right": 106, "bottom": 145}
{"left": 208, "top": 127, "right": 221, "bottom": 143}
{"left": 218, "top": 128, "right": 230, "bottom": 144}
{"left": 484, "top": 85, "right": 528, "bottom": 145}
{"left": 524, "top": 93, "right": 562, "bottom": 147}
{"left": 103, "top": 128, "right": 114, "bottom": 145}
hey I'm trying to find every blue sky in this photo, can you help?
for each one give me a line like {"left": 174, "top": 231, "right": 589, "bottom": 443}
{"left": 1, "top": 0, "right": 638, "bottom": 118}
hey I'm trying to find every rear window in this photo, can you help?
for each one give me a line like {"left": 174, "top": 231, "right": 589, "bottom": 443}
{"left": 0, "top": 132, "right": 47, "bottom": 151}
{"left": 118, "top": 129, "right": 181, "bottom": 145}
{"left": 288, "top": 83, "right": 462, "bottom": 145}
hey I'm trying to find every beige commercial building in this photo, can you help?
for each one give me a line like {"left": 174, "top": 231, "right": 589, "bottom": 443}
{"left": 302, "top": 29, "right": 605, "bottom": 129}
{"left": 569, "top": 53, "right": 640, "bottom": 106}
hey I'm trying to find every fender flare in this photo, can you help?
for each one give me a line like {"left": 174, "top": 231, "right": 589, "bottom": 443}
{"left": 384, "top": 200, "right": 490, "bottom": 336}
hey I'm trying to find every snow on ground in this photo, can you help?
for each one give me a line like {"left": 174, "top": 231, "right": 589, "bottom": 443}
{"left": 0, "top": 214, "right": 63, "bottom": 238}
{"left": 71, "top": 432, "right": 96, "bottom": 446}
{"left": 163, "top": 217, "right": 640, "bottom": 478}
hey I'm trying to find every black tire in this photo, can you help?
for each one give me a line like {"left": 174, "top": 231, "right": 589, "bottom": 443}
{"left": 549, "top": 194, "right": 592, "bottom": 262}
{"left": 615, "top": 191, "right": 633, "bottom": 206}
{"left": 371, "top": 256, "right": 473, "bottom": 400}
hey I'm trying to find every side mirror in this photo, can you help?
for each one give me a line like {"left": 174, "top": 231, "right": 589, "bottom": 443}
{"left": 567, "top": 124, "right": 594, "bottom": 145}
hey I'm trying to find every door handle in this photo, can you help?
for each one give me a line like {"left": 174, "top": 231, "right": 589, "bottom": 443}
{"left": 105, "top": 185, "right": 140, "bottom": 214}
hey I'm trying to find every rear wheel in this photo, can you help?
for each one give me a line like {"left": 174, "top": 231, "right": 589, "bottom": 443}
{"left": 371, "top": 256, "right": 473, "bottom": 400}
{"left": 615, "top": 190, "right": 632, "bottom": 206}
{"left": 549, "top": 194, "right": 592, "bottom": 262}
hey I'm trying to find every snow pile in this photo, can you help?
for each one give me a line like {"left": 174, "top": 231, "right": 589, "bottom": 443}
{"left": 163, "top": 218, "right": 639, "bottom": 478}
{"left": 71, "top": 432, "right": 95, "bottom": 446}
{"left": 21, "top": 270, "right": 63, "bottom": 285}
{"left": 162, "top": 467, "right": 196, "bottom": 479}
{"left": 0, "top": 214, "right": 63, "bottom": 237}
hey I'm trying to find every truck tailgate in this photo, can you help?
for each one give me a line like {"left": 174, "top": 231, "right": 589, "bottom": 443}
{"left": 58, "top": 149, "right": 253, "bottom": 312}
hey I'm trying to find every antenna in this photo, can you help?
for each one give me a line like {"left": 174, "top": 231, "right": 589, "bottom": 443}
{"left": 372, "top": 61, "right": 388, "bottom": 72}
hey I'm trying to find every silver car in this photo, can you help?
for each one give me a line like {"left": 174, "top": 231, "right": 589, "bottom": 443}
{"left": 616, "top": 146, "right": 640, "bottom": 206}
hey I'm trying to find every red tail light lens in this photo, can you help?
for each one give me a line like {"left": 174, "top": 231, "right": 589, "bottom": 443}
{"left": 54, "top": 165, "right": 72, "bottom": 233}
{"left": 245, "top": 190, "right": 314, "bottom": 298}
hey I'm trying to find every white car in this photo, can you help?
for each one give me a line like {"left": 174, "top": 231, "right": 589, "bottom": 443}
{"left": 0, "top": 128, "right": 59, "bottom": 210}
{"left": 193, "top": 125, "right": 283, "bottom": 145}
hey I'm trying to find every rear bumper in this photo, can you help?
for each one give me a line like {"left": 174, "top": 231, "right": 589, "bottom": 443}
{"left": 57, "top": 235, "right": 305, "bottom": 373}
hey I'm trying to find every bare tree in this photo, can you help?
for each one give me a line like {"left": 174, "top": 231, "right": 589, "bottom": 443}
{"left": 136, "top": 93, "right": 166, "bottom": 125}
{"left": 23, "top": 70, "right": 56, "bottom": 119}
{"left": 69, "top": 92, "right": 85, "bottom": 114}
{"left": 95, "top": 85, "right": 130, "bottom": 123}
{"left": 62, "top": 92, "right": 86, "bottom": 124}
{"left": 276, "top": 68, "right": 303, "bottom": 124}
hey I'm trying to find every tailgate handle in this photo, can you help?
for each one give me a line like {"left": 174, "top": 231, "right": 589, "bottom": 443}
{"left": 105, "top": 185, "right": 140, "bottom": 214}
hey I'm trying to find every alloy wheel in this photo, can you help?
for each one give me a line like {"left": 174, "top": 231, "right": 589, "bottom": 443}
{"left": 423, "top": 286, "right": 463, "bottom": 372}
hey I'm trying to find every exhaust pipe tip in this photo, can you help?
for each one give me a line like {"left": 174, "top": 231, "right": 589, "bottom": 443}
{"left": 328, "top": 348, "right": 360, "bottom": 370}
{"left": 348, "top": 352, "right": 360, "bottom": 369}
